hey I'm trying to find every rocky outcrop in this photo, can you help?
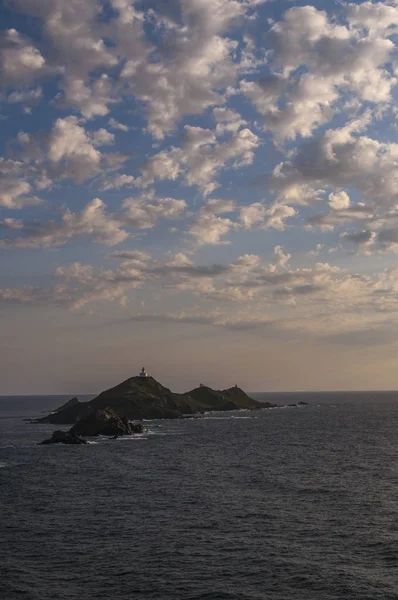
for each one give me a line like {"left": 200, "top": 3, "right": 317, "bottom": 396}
{"left": 88, "top": 377, "right": 196, "bottom": 421}
{"left": 37, "top": 376, "right": 280, "bottom": 424}
{"left": 35, "top": 398, "right": 89, "bottom": 424}
{"left": 69, "top": 407, "right": 146, "bottom": 437}
{"left": 39, "top": 430, "right": 87, "bottom": 445}
{"left": 185, "top": 384, "right": 268, "bottom": 411}
{"left": 39, "top": 408, "right": 147, "bottom": 444}
{"left": 54, "top": 397, "right": 81, "bottom": 413}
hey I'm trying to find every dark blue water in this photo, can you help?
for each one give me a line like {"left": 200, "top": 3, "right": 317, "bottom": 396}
{"left": 1, "top": 392, "right": 398, "bottom": 599}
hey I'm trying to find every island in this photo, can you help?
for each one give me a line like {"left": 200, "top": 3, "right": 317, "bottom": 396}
{"left": 36, "top": 369, "right": 278, "bottom": 425}
{"left": 39, "top": 407, "right": 147, "bottom": 444}
{"left": 35, "top": 369, "right": 311, "bottom": 444}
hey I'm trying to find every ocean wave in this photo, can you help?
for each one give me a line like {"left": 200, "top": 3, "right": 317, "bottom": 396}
{"left": 231, "top": 416, "right": 257, "bottom": 419}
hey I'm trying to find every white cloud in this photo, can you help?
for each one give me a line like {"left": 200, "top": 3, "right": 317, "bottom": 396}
{"left": 188, "top": 212, "right": 236, "bottom": 246}
{"left": 138, "top": 126, "right": 259, "bottom": 195}
{"left": 0, "top": 198, "right": 128, "bottom": 247}
{"left": 187, "top": 196, "right": 240, "bottom": 246}
{"left": 61, "top": 74, "right": 116, "bottom": 119}
{"left": 185, "top": 127, "right": 259, "bottom": 194}
{"left": 346, "top": 1, "right": 398, "bottom": 36}
{"left": 328, "top": 191, "right": 350, "bottom": 211}
{"left": 307, "top": 244, "right": 324, "bottom": 257}
{"left": 119, "top": 0, "right": 255, "bottom": 138}
{"left": 0, "top": 29, "right": 46, "bottom": 87}
{"left": 212, "top": 106, "right": 247, "bottom": 134}
{"left": 202, "top": 198, "right": 236, "bottom": 214}
{"left": 100, "top": 174, "right": 135, "bottom": 191}
{"left": 48, "top": 116, "right": 102, "bottom": 182}
{"left": 5, "top": 247, "right": 398, "bottom": 340}
{"left": 265, "top": 202, "right": 296, "bottom": 231}
{"left": 90, "top": 128, "right": 115, "bottom": 147}
{"left": 0, "top": 178, "right": 41, "bottom": 209}
{"left": 3, "top": 0, "right": 398, "bottom": 350}
{"left": 122, "top": 195, "right": 186, "bottom": 229}
{"left": 108, "top": 118, "right": 129, "bottom": 132}
{"left": 271, "top": 245, "right": 291, "bottom": 271}
{"left": 138, "top": 148, "right": 183, "bottom": 188}
{"left": 7, "top": 86, "right": 42, "bottom": 104}
{"left": 11, "top": 0, "right": 118, "bottom": 116}
{"left": 242, "top": 4, "right": 397, "bottom": 140}
{"left": 240, "top": 202, "right": 266, "bottom": 230}
{"left": 270, "top": 112, "right": 398, "bottom": 239}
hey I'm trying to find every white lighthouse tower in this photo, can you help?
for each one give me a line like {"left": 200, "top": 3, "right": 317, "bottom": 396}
{"left": 139, "top": 366, "right": 149, "bottom": 378}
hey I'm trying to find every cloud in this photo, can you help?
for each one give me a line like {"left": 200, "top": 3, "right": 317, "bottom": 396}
{"left": 183, "top": 127, "right": 259, "bottom": 194}
{"left": 90, "top": 129, "right": 115, "bottom": 147}
{"left": 346, "top": 1, "right": 398, "bottom": 36}
{"left": 341, "top": 230, "right": 376, "bottom": 254}
{"left": 4, "top": 245, "right": 398, "bottom": 343}
{"left": 128, "top": 311, "right": 275, "bottom": 332}
{"left": 110, "top": 250, "right": 151, "bottom": 262}
{"left": 2, "top": 0, "right": 398, "bottom": 358}
{"left": 100, "top": 174, "right": 136, "bottom": 191}
{"left": 285, "top": 113, "right": 398, "bottom": 208}
{"left": 0, "top": 198, "right": 129, "bottom": 247}
{"left": 5, "top": 0, "right": 267, "bottom": 134}
{"left": 239, "top": 201, "right": 296, "bottom": 232}
{"left": 202, "top": 198, "right": 236, "bottom": 214}
{"left": 328, "top": 191, "right": 350, "bottom": 211}
{"left": 0, "top": 187, "right": 189, "bottom": 247}
{"left": 0, "top": 178, "right": 41, "bottom": 209}
{"left": 242, "top": 4, "right": 397, "bottom": 140}
{"left": 187, "top": 197, "right": 240, "bottom": 246}
{"left": 0, "top": 29, "right": 47, "bottom": 87}
{"left": 122, "top": 195, "right": 186, "bottom": 229}
{"left": 0, "top": 117, "right": 114, "bottom": 208}
{"left": 212, "top": 107, "right": 247, "bottom": 134}
{"left": 47, "top": 116, "right": 102, "bottom": 182}
{"left": 307, "top": 202, "right": 374, "bottom": 232}
{"left": 119, "top": 0, "right": 259, "bottom": 138}
{"left": 307, "top": 244, "right": 324, "bottom": 257}
{"left": 10, "top": 0, "right": 118, "bottom": 117}
{"left": 188, "top": 212, "right": 237, "bottom": 246}
{"left": 7, "top": 86, "right": 42, "bottom": 104}
{"left": 138, "top": 126, "right": 259, "bottom": 195}
{"left": 60, "top": 74, "right": 116, "bottom": 119}
{"left": 270, "top": 245, "right": 291, "bottom": 271}
{"left": 240, "top": 202, "right": 265, "bottom": 230}
{"left": 271, "top": 113, "right": 398, "bottom": 242}
{"left": 265, "top": 202, "right": 296, "bottom": 231}
{"left": 108, "top": 118, "right": 129, "bottom": 132}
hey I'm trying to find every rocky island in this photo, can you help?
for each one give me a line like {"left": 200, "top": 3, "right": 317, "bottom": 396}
{"left": 36, "top": 369, "right": 311, "bottom": 444}
{"left": 37, "top": 370, "right": 277, "bottom": 426}
{"left": 39, "top": 407, "right": 147, "bottom": 444}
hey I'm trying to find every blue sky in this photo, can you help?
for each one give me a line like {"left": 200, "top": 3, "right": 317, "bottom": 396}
{"left": 1, "top": 0, "right": 398, "bottom": 394}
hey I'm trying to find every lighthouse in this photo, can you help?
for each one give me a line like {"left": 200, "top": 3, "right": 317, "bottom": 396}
{"left": 139, "top": 367, "right": 149, "bottom": 378}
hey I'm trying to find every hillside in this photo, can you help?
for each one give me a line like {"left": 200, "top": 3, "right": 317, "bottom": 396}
{"left": 37, "top": 376, "right": 272, "bottom": 424}
{"left": 185, "top": 384, "right": 264, "bottom": 411}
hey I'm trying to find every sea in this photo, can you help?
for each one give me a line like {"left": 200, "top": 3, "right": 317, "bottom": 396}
{"left": 1, "top": 391, "right": 398, "bottom": 600}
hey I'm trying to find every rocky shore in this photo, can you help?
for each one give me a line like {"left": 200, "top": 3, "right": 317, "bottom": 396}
{"left": 39, "top": 407, "right": 147, "bottom": 445}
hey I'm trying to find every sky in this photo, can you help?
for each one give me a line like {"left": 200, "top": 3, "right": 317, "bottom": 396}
{"left": 1, "top": 0, "right": 398, "bottom": 394}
